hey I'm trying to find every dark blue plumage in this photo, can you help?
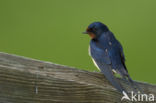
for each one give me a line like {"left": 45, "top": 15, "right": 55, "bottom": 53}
{"left": 84, "top": 22, "right": 138, "bottom": 95}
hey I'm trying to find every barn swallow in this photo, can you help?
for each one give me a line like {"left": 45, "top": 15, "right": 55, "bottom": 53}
{"left": 83, "top": 22, "right": 139, "bottom": 95}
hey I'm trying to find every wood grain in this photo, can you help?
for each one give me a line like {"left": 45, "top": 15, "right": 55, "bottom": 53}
{"left": 0, "top": 52, "right": 155, "bottom": 103}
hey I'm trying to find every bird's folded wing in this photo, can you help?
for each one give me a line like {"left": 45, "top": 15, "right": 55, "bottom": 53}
{"left": 90, "top": 42, "right": 111, "bottom": 64}
{"left": 93, "top": 59, "right": 126, "bottom": 93}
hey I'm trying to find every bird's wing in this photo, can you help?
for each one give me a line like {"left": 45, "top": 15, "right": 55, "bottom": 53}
{"left": 116, "top": 42, "right": 142, "bottom": 92}
{"left": 90, "top": 41, "right": 111, "bottom": 64}
{"left": 117, "top": 41, "right": 128, "bottom": 72}
{"left": 114, "top": 41, "right": 128, "bottom": 74}
{"left": 93, "top": 58, "right": 126, "bottom": 93}
{"left": 90, "top": 42, "right": 126, "bottom": 93}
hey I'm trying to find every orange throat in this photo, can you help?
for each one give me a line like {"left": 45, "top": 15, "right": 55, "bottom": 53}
{"left": 89, "top": 33, "right": 96, "bottom": 39}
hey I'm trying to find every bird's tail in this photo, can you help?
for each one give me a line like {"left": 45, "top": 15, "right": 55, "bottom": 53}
{"left": 122, "top": 74, "right": 143, "bottom": 94}
{"left": 117, "top": 68, "right": 143, "bottom": 94}
{"left": 98, "top": 64, "right": 128, "bottom": 94}
{"left": 126, "top": 75, "right": 143, "bottom": 93}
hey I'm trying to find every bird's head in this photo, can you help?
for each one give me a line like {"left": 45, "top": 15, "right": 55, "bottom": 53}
{"left": 83, "top": 22, "right": 109, "bottom": 40}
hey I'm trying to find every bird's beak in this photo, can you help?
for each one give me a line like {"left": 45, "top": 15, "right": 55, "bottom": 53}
{"left": 82, "top": 31, "right": 88, "bottom": 34}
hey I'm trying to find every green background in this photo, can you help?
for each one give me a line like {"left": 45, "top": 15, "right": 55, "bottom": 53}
{"left": 0, "top": 0, "right": 156, "bottom": 84}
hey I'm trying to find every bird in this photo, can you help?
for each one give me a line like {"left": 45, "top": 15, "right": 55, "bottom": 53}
{"left": 83, "top": 22, "right": 139, "bottom": 95}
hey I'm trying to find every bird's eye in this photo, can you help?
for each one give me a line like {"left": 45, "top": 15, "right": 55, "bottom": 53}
{"left": 87, "top": 27, "right": 96, "bottom": 32}
{"left": 90, "top": 28, "right": 94, "bottom": 31}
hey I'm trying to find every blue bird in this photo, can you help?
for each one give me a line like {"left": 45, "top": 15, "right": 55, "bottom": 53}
{"left": 83, "top": 22, "right": 138, "bottom": 95}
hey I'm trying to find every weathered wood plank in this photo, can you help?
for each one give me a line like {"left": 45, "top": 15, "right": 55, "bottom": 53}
{"left": 0, "top": 52, "right": 155, "bottom": 103}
